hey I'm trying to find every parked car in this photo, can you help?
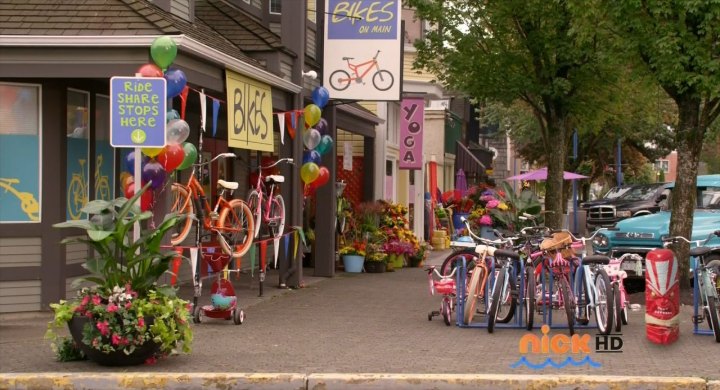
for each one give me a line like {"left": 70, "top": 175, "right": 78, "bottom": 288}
{"left": 581, "top": 185, "right": 632, "bottom": 208}
{"left": 592, "top": 175, "right": 720, "bottom": 281}
{"left": 582, "top": 183, "right": 668, "bottom": 231}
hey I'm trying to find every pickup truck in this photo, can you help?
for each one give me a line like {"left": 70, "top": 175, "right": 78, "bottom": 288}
{"left": 592, "top": 175, "right": 720, "bottom": 281}
{"left": 582, "top": 183, "right": 668, "bottom": 231}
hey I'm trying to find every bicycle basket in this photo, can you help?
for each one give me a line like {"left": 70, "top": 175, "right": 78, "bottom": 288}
{"left": 203, "top": 248, "right": 232, "bottom": 273}
{"left": 540, "top": 232, "right": 574, "bottom": 259}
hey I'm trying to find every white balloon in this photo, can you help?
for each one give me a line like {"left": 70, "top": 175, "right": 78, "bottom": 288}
{"left": 303, "top": 129, "right": 321, "bottom": 150}
{"left": 166, "top": 119, "right": 190, "bottom": 145}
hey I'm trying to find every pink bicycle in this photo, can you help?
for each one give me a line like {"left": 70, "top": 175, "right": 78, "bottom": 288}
{"left": 604, "top": 253, "right": 643, "bottom": 332}
{"left": 246, "top": 158, "right": 293, "bottom": 239}
{"left": 426, "top": 265, "right": 458, "bottom": 326}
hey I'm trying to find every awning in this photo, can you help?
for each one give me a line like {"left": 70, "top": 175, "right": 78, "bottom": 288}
{"left": 455, "top": 141, "right": 492, "bottom": 177}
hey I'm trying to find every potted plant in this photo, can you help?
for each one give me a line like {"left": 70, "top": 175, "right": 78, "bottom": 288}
{"left": 45, "top": 183, "right": 192, "bottom": 366}
{"left": 363, "top": 239, "right": 387, "bottom": 273}
{"left": 338, "top": 240, "right": 366, "bottom": 273}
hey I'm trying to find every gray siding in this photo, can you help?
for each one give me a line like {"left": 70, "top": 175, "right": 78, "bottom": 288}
{"left": 269, "top": 22, "right": 281, "bottom": 36}
{"left": 280, "top": 60, "right": 293, "bottom": 82}
{"left": 306, "top": 28, "right": 316, "bottom": 60}
{"left": 0, "top": 280, "right": 41, "bottom": 312}
{"left": 0, "top": 237, "right": 41, "bottom": 268}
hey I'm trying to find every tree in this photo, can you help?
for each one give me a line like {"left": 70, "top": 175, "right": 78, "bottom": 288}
{"left": 572, "top": 1, "right": 720, "bottom": 288}
{"left": 408, "top": 0, "right": 623, "bottom": 228}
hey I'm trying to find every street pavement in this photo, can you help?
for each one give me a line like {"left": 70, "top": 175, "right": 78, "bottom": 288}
{"left": 1, "top": 248, "right": 718, "bottom": 387}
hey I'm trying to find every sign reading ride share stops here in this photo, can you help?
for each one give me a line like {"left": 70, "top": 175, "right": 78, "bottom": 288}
{"left": 110, "top": 77, "right": 166, "bottom": 148}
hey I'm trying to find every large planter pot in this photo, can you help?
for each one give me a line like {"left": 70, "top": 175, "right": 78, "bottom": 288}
{"left": 342, "top": 255, "right": 365, "bottom": 273}
{"left": 390, "top": 254, "right": 405, "bottom": 269}
{"left": 68, "top": 316, "right": 159, "bottom": 366}
{"left": 364, "top": 261, "right": 386, "bottom": 273}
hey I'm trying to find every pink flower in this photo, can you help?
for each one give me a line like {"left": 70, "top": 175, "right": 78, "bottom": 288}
{"left": 96, "top": 320, "right": 110, "bottom": 336}
{"left": 74, "top": 305, "right": 85, "bottom": 313}
{"left": 85, "top": 310, "right": 94, "bottom": 319}
{"left": 137, "top": 317, "right": 145, "bottom": 329}
{"left": 106, "top": 303, "right": 118, "bottom": 313}
{"left": 144, "top": 356, "right": 157, "bottom": 365}
{"left": 81, "top": 295, "right": 90, "bottom": 306}
{"left": 486, "top": 200, "right": 499, "bottom": 209}
{"left": 92, "top": 338, "right": 100, "bottom": 347}
{"left": 111, "top": 333, "right": 122, "bottom": 346}
{"left": 479, "top": 215, "right": 493, "bottom": 226}
{"left": 92, "top": 295, "right": 101, "bottom": 305}
{"left": 125, "top": 301, "right": 132, "bottom": 310}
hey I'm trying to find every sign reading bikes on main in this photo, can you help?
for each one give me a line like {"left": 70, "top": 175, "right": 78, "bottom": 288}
{"left": 323, "top": 0, "right": 402, "bottom": 101}
{"left": 399, "top": 97, "right": 424, "bottom": 170}
{"left": 110, "top": 77, "right": 166, "bottom": 148}
{"left": 226, "top": 70, "right": 274, "bottom": 152}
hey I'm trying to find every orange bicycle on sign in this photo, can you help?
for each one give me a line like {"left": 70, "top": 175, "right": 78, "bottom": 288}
{"left": 329, "top": 50, "right": 394, "bottom": 92}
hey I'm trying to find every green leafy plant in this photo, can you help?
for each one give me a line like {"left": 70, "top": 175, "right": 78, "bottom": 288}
{"left": 489, "top": 181, "right": 542, "bottom": 231}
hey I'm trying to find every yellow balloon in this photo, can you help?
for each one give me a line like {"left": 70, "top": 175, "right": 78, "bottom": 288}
{"left": 142, "top": 147, "right": 163, "bottom": 158}
{"left": 304, "top": 104, "right": 321, "bottom": 128}
{"left": 300, "top": 162, "right": 320, "bottom": 184}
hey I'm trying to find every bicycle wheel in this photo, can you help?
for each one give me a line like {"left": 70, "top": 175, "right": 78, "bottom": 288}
{"left": 372, "top": 70, "right": 394, "bottom": 91}
{"left": 558, "top": 277, "right": 575, "bottom": 336}
{"left": 495, "top": 268, "right": 516, "bottom": 324}
{"left": 440, "top": 249, "right": 477, "bottom": 276}
{"left": 329, "top": 70, "right": 351, "bottom": 91}
{"left": 574, "top": 267, "right": 590, "bottom": 325}
{"left": 463, "top": 265, "right": 485, "bottom": 325}
{"left": 170, "top": 183, "right": 194, "bottom": 246}
{"left": 67, "top": 176, "right": 84, "bottom": 220}
{"left": 246, "top": 190, "right": 261, "bottom": 238}
{"left": 613, "top": 283, "right": 622, "bottom": 332}
{"left": 487, "top": 269, "right": 507, "bottom": 333}
{"left": 524, "top": 265, "right": 535, "bottom": 330}
{"left": 594, "top": 268, "right": 614, "bottom": 335}
{"left": 218, "top": 199, "right": 254, "bottom": 258}
{"left": 442, "top": 298, "right": 452, "bottom": 326}
{"left": 707, "top": 294, "right": 720, "bottom": 342}
{"left": 95, "top": 179, "right": 111, "bottom": 201}
{"left": 268, "top": 194, "right": 285, "bottom": 239}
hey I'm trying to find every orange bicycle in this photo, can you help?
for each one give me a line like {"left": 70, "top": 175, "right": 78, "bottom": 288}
{"left": 329, "top": 50, "right": 394, "bottom": 92}
{"left": 170, "top": 153, "right": 254, "bottom": 258}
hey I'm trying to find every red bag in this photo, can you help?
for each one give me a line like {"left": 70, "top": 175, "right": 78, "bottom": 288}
{"left": 645, "top": 249, "right": 680, "bottom": 344}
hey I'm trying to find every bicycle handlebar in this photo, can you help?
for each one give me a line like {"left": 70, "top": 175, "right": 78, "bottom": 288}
{"left": 461, "top": 217, "right": 513, "bottom": 246}
{"left": 662, "top": 231, "right": 720, "bottom": 247}
{"left": 555, "top": 228, "right": 607, "bottom": 243}
{"left": 260, "top": 157, "right": 294, "bottom": 170}
{"left": 194, "top": 152, "right": 236, "bottom": 167}
{"left": 427, "top": 266, "right": 457, "bottom": 279}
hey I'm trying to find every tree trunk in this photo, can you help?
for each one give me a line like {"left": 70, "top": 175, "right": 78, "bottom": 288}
{"left": 669, "top": 96, "right": 705, "bottom": 290}
{"left": 544, "top": 120, "right": 568, "bottom": 229}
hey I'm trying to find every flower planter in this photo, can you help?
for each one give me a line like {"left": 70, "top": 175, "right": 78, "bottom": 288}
{"left": 68, "top": 316, "right": 159, "bottom": 366}
{"left": 342, "top": 255, "right": 365, "bottom": 273}
{"left": 364, "top": 261, "right": 386, "bottom": 273}
{"left": 388, "top": 254, "right": 404, "bottom": 269}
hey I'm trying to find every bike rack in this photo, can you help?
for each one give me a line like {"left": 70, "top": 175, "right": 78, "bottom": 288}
{"left": 454, "top": 255, "right": 598, "bottom": 330}
{"left": 693, "top": 265, "right": 714, "bottom": 336}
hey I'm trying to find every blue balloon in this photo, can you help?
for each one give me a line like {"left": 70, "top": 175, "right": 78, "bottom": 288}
{"left": 124, "top": 151, "right": 149, "bottom": 174}
{"left": 302, "top": 150, "right": 321, "bottom": 165}
{"left": 164, "top": 68, "right": 187, "bottom": 99}
{"left": 167, "top": 109, "right": 180, "bottom": 122}
{"left": 311, "top": 86, "right": 330, "bottom": 109}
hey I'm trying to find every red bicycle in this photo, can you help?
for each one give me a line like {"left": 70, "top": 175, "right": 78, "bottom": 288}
{"left": 329, "top": 50, "right": 394, "bottom": 92}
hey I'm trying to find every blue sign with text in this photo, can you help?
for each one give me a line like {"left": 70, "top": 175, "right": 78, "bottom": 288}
{"left": 327, "top": 0, "right": 398, "bottom": 40}
{"left": 110, "top": 77, "right": 166, "bottom": 148}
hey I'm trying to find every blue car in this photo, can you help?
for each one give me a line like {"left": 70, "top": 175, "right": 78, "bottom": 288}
{"left": 592, "top": 174, "right": 720, "bottom": 280}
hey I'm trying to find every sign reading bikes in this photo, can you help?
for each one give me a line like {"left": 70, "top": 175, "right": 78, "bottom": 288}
{"left": 110, "top": 77, "right": 166, "bottom": 148}
{"left": 226, "top": 70, "right": 274, "bottom": 152}
{"left": 323, "top": 0, "right": 402, "bottom": 101}
{"left": 399, "top": 97, "right": 424, "bottom": 170}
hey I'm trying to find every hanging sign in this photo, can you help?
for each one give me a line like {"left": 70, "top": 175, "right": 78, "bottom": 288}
{"left": 226, "top": 70, "right": 274, "bottom": 152}
{"left": 110, "top": 76, "right": 166, "bottom": 148}
{"left": 399, "top": 97, "right": 424, "bottom": 170}
{"left": 343, "top": 141, "right": 353, "bottom": 171}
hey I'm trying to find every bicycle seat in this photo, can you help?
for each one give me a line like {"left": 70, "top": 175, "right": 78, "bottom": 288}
{"left": 493, "top": 249, "right": 520, "bottom": 260}
{"left": 475, "top": 245, "right": 496, "bottom": 256}
{"left": 582, "top": 255, "right": 610, "bottom": 265}
{"left": 342, "top": 57, "right": 354, "bottom": 60}
{"left": 217, "top": 179, "right": 239, "bottom": 190}
{"left": 265, "top": 175, "right": 284, "bottom": 183}
{"left": 689, "top": 246, "right": 714, "bottom": 257}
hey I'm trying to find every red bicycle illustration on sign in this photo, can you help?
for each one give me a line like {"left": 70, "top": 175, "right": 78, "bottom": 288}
{"left": 329, "top": 50, "right": 394, "bottom": 92}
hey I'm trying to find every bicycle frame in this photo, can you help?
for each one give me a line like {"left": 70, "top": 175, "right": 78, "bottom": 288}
{"left": 694, "top": 256, "right": 719, "bottom": 337}
{"left": 345, "top": 51, "right": 381, "bottom": 80}
{"left": 178, "top": 168, "right": 236, "bottom": 233}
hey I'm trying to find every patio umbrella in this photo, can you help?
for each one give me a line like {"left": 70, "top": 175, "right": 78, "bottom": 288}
{"left": 455, "top": 168, "right": 468, "bottom": 197}
{"left": 506, "top": 167, "right": 588, "bottom": 181}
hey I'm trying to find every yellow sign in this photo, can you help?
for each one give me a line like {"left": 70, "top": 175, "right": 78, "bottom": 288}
{"left": 226, "top": 71, "right": 274, "bottom": 152}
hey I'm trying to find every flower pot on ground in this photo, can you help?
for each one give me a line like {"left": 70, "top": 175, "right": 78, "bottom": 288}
{"left": 342, "top": 255, "right": 365, "bottom": 273}
{"left": 364, "top": 251, "right": 387, "bottom": 273}
{"left": 46, "top": 183, "right": 192, "bottom": 365}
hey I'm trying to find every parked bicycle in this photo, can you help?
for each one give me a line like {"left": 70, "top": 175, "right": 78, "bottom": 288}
{"left": 170, "top": 153, "right": 254, "bottom": 258}
{"left": 246, "top": 158, "right": 293, "bottom": 239}
{"left": 604, "top": 253, "right": 643, "bottom": 332}
{"left": 662, "top": 231, "right": 720, "bottom": 342}
{"left": 486, "top": 247, "right": 522, "bottom": 333}
{"left": 335, "top": 180, "right": 350, "bottom": 237}
{"left": 329, "top": 50, "right": 394, "bottom": 92}
{"left": 426, "top": 265, "right": 458, "bottom": 326}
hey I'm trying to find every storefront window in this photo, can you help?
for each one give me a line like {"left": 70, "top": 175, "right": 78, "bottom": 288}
{"left": 0, "top": 83, "right": 41, "bottom": 223}
{"left": 66, "top": 89, "right": 90, "bottom": 220}
{"left": 94, "top": 95, "right": 114, "bottom": 200}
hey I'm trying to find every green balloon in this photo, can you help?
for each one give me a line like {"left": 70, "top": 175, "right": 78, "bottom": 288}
{"left": 176, "top": 142, "right": 197, "bottom": 171}
{"left": 150, "top": 36, "right": 177, "bottom": 70}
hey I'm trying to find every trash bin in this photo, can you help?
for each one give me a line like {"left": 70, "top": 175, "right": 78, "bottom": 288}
{"left": 645, "top": 248, "right": 680, "bottom": 344}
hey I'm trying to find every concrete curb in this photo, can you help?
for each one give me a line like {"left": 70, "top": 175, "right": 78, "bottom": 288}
{"left": 0, "top": 373, "right": 713, "bottom": 390}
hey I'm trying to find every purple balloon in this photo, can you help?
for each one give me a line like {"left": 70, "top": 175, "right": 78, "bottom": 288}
{"left": 124, "top": 151, "right": 149, "bottom": 174}
{"left": 164, "top": 68, "right": 187, "bottom": 99}
{"left": 142, "top": 160, "right": 167, "bottom": 190}
{"left": 315, "top": 118, "right": 329, "bottom": 136}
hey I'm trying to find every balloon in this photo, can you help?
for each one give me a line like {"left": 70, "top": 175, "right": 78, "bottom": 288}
{"left": 166, "top": 119, "right": 190, "bottom": 145}
{"left": 167, "top": 109, "right": 180, "bottom": 122}
{"left": 313, "top": 166, "right": 330, "bottom": 188}
{"left": 137, "top": 63, "right": 163, "bottom": 78}
{"left": 303, "top": 128, "right": 321, "bottom": 150}
{"left": 315, "top": 118, "right": 329, "bottom": 136}
{"left": 302, "top": 150, "right": 321, "bottom": 165}
{"left": 315, "top": 135, "right": 334, "bottom": 155}
{"left": 300, "top": 162, "right": 320, "bottom": 184}
{"left": 124, "top": 182, "right": 154, "bottom": 211}
{"left": 304, "top": 104, "right": 321, "bottom": 127}
{"left": 150, "top": 36, "right": 177, "bottom": 70}
{"left": 120, "top": 172, "right": 134, "bottom": 192}
{"left": 124, "top": 151, "right": 149, "bottom": 174}
{"left": 311, "top": 86, "right": 330, "bottom": 109}
{"left": 176, "top": 142, "right": 198, "bottom": 170}
{"left": 164, "top": 68, "right": 187, "bottom": 99}
{"left": 142, "top": 147, "right": 163, "bottom": 158}
{"left": 142, "top": 160, "right": 167, "bottom": 190}
{"left": 157, "top": 143, "right": 185, "bottom": 172}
